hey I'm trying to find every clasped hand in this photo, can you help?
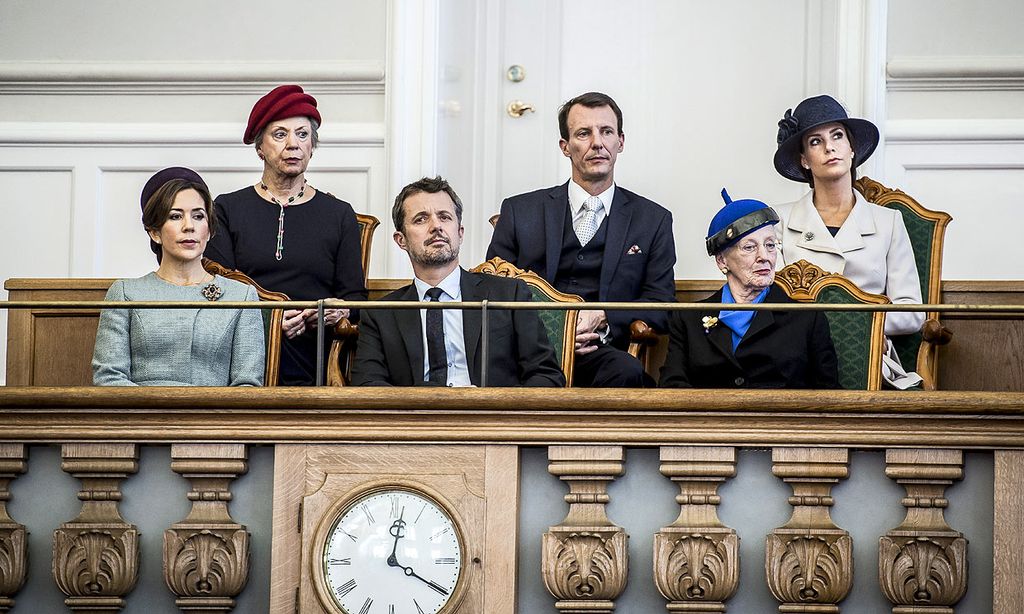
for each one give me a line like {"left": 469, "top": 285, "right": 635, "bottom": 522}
{"left": 574, "top": 309, "right": 608, "bottom": 355}
{"left": 282, "top": 305, "right": 351, "bottom": 339}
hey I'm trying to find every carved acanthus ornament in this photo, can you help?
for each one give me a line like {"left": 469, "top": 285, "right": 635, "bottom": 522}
{"left": 653, "top": 446, "right": 739, "bottom": 613}
{"left": 53, "top": 443, "right": 139, "bottom": 613}
{"left": 766, "top": 448, "right": 852, "bottom": 613}
{"left": 0, "top": 445, "right": 27, "bottom": 613}
{"left": 164, "top": 444, "right": 250, "bottom": 614}
{"left": 542, "top": 446, "right": 628, "bottom": 614}
{"left": 879, "top": 449, "right": 967, "bottom": 614}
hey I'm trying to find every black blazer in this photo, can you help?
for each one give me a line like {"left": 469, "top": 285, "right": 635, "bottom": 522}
{"left": 351, "top": 269, "right": 565, "bottom": 387}
{"left": 659, "top": 284, "right": 839, "bottom": 389}
{"left": 486, "top": 182, "right": 676, "bottom": 344}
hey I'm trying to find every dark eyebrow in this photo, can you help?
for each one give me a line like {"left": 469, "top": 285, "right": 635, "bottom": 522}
{"left": 828, "top": 127, "right": 844, "bottom": 135}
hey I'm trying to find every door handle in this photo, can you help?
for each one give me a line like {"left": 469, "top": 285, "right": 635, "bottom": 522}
{"left": 506, "top": 100, "right": 535, "bottom": 118}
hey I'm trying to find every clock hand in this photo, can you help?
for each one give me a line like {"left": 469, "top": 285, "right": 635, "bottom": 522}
{"left": 387, "top": 509, "right": 406, "bottom": 568}
{"left": 398, "top": 564, "right": 450, "bottom": 596}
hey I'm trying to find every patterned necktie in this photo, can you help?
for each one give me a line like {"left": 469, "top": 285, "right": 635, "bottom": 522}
{"left": 575, "top": 196, "right": 604, "bottom": 247}
{"left": 425, "top": 287, "right": 447, "bottom": 384}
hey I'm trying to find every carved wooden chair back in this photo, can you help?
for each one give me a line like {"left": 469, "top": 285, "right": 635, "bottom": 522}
{"left": 854, "top": 176, "right": 952, "bottom": 390}
{"left": 775, "top": 259, "right": 889, "bottom": 390}
{"left": 470, "top": 256, "right": 582, "bottom": 386}
{"left": 202, "top": 257, "right": 286, "bottom": 386}
{"left": 328, "top": 213, "right": 381, "bottom": 386}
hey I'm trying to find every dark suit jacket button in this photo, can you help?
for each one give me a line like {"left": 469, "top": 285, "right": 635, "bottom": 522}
{"left": 577, "top": 254, "right": 584, "bottom": 261}
{"left": 734, "top": 376, "right": 745, "bottom": 386}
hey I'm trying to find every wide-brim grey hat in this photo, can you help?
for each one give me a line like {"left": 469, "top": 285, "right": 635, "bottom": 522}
{"left": 774, "top": 95, "right": 879, "bottom": 183}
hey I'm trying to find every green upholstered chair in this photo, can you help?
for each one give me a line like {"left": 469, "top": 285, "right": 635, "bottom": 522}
{"left": 328, "top": 213, "right": 380, "bottom": 386}
{"left": 776, "top": 260, "right": 889, "bottom": 390}
{"left": 471, "top": 256, "right": 582, "bottom": 386}
{"left": 203, "top": 257, "right": 286, "bottom": 386}
{"left": 487, "top": 213, "right": 659, "bottom": 372}
{"left": 855, "top": 177, "right": 953, "bottom": 390}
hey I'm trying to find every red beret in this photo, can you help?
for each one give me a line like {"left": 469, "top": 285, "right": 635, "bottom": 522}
{"left": 244, "top": 84, "right": 322, "bottom": 145}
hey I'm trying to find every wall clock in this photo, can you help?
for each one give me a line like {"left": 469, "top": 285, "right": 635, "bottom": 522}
{"left": 312, "top": 484, "right": 467, "bottom": 614}
{"left": 269, "top": 443, "right": 519, "bottom": 614}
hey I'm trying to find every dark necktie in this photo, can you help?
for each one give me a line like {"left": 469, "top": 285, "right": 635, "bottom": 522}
{"left": 425, "top": 287, "right": 447, "bottom": 384}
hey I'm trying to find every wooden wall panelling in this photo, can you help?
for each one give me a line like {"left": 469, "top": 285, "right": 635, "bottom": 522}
{"left": 4, "top": 279, "right": 110, "bottom": 386}
{"left": 541, "top": 445, "right": 628, "bottom": 614}
{"left": 653, "top": 446, "right": 739, "bottom": 612}
{"left": 53, "top": 443, "right": 140, "bottom": 613}
{"left": 939, "top": 281, "right": 1024, "bottom": 391}
{"left": 879, "top": 449, "right": 967, "bottom": 613}
{"left": 994, "top": 450, "right": 1024, "bottom": 614}
{"left": 766, "top": 448, "right": 852, "bottom": 612}
{"left": 164, "top": 443, "right": 250, "bottom": 614}
{"left": 0, "top": 444, "right": 27, "bottom": 612}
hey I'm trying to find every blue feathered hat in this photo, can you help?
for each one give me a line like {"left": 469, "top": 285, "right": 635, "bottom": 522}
{"left": 706, "top": 189, "right": 779, "bottom": 255}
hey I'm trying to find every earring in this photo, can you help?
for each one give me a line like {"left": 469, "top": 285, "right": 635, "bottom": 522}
{"left": 720, "top": 267, "right": 729, "bottom": 274}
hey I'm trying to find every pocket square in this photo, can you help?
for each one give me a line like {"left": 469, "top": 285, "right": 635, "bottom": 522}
{"left": 626, "top": 244, "right": 643, "bottom": 255}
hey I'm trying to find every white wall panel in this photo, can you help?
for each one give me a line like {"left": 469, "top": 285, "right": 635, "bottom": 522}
{"left": 0, "top": 168, "right": 73, "bottom": 385}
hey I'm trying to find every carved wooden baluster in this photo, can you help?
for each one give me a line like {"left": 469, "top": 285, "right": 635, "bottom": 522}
{"left": 53, "top": 443, "right": 140, "bottom": 613}
{"left": 542, "top": 445, "right": 628, "bottom": 614}
{"left": 879, "top": 449, "right": 967, "bottom": 614}
{"left": 164, "top": 444, "right": 249, "bottom": 614}
{"left": 766, "top": 448, "right": 852, "bottom": 613}
{"left": 0, "top": 444, "right": 27, "bottom": 612}
{"left": 654, "top": 446, "right": 739, "bottom": 613}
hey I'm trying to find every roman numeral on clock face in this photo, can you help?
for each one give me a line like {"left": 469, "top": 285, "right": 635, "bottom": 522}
{"left": 335, "top": 579, "right": 357, "bottom": 599}
{"left": 360, "top": 503, "right": 375, "bottom": 524}
{"left": 328, "top": 557, "right": 351, "bottom": 566}
{"left": 414, "top": 598, "right": 425, "bottom": 614}
{"left": 434, "top": 556, "right": 456, "bottom": 565}
{"left": 358, "top": 597, "right": 372, "bottom": 614}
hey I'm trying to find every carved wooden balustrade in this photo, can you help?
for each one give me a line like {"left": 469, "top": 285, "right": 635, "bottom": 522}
{"left": 0, "top": 387, "right": 1021, "bottom": 613}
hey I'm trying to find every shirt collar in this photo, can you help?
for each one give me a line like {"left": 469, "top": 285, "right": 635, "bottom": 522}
{"left": 568, "top": 179, "right": 615, "bottom": 217}
{"left": 413, "top": 266, "right": 463, "bottom": 301}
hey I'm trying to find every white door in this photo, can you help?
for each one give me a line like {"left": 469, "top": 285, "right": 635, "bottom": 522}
{"left": 460, "top": 0, "right": 884, "bottom": 278}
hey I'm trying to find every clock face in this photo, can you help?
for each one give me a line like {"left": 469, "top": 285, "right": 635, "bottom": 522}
{"left": 321, "top": 488, "right": 463, "bottom": 614}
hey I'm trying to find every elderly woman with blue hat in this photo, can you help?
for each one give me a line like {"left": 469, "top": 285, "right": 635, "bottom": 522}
{"left": 92, "top": 167, "right": 266, "bottom": 386}
{"left": 773, "top": 94, "right": 923, "bottom": 387}
{"left": 659, "top": 191, "right": 838, "bottom": 389}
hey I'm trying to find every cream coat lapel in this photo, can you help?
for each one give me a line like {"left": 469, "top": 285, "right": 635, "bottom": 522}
{"left": 832, "top": 192, "right": 875, "bottom": 254}
{"left": 783, "top": 191, "right": 845, "bottom": 273}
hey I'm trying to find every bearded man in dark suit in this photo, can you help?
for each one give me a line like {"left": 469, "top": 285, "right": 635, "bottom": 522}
{"left": 487, "top": 92, "right": 676, "bottom": 387}
{"left": 352, "top": 176, "right": 564, "bottom": 387}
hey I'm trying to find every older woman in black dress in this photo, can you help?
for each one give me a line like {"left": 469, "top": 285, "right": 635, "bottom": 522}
{"left": 206, "top": 85, "right": 367, "bottom": 385}
{"left": 659, "top": 191, "right": 838, "bottom": 389}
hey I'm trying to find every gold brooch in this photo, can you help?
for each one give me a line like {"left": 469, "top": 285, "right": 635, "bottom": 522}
{"left": 702, "top": 316, "right": 719, "bottom": 333}
{"left": 201, "top": 282, "right": 223, "bottom": 302}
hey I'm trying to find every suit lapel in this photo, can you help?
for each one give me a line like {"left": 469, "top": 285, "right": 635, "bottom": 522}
{"left": 833, "top": 192, "right": 875, "bottom": 254}
{"left": 788, "top": 191, "right": 843, "bottom": 257}
{"left": 544, "top": 184, "right": 569, "bottom": 280}
{"left": 738, "top": 285, "right": 782, "bottom": 348}
{"left": 460, "top": 269, "right": 482, "bottom": 385}
{"left": 395, "top": 284, "right": 425, "bottom": 384}
{"left": 704, "top": 291, "right": 742, "bottom": 369}
{"left": 599, "top": 188, "right": 632, "bottom": 299}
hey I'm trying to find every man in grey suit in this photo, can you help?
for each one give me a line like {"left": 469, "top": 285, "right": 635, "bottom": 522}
{"left": 487, "top": 92, "right": 676, "bottom": 387}
{"left": 352, "top": 176, "right": 564, "bottom": 387}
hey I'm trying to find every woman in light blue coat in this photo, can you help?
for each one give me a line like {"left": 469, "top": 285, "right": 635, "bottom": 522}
{"left": 92, "top": 167, "right": 265, "bottom": 386}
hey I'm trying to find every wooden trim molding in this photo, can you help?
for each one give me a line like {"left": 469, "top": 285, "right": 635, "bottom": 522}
{"left": 2, "top": 388, "right": 1024, "bottom": 448}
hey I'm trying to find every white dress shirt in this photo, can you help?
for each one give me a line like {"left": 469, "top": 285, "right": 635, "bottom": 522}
{"left": 568, "top": 179, "right": 615, "bottom": 235}
{"left": 413, "top": 267, "right": 472, "bottom": 387}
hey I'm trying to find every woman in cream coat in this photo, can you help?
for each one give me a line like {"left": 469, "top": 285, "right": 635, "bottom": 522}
{"left": 772, "top": 95, "right": 923, "bottom": 337}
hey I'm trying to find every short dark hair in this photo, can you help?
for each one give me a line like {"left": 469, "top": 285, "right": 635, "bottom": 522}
{"left": 799, "top": 121, "right": 857, "bottom": 188}
{"left": 392, "top": 176, "right": 464, "bottom": 233}
{"left": 141, "top": 178, "right": 216, "bottom": 263}
{"left": 557, "top": 92, "right": 623, "bottom": 141}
